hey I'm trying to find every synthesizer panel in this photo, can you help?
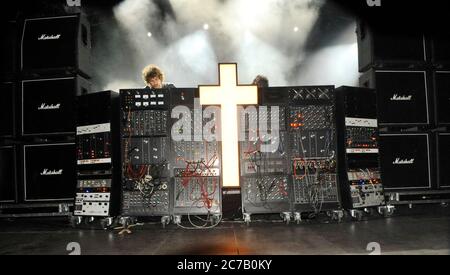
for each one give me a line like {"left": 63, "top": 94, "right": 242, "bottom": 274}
{"left": 240, "top": 88, "right": 291, "bottom": 215}
{"left": 120, "top": 89, "right": 171, "bottom": 217}
{"left": 335, "top": 86, "right": 385, "bottom": 210}
{"left": 171, "top": 89, "right": 222, "bottom": 217}
{"left": 75, "top": 91, "right": 121, "bottom": 219}
{"left": 288, "top": 86, "right": 341, "bottom": 213}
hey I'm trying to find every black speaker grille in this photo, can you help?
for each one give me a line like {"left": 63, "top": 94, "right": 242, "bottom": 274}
{"left": 380, "top": 134, "right": 431, "bottom": 190}
{"left": 22, "top": 78, "right": 77, "bottom": 136}
{"left": 24, "top": 143, "right": 76, "bottom": 202}
{"left": 375, "top": 71, "right": 429, "bottom": 126}
{"left": 22, "top": 16, "right": 78, "bottom": 71}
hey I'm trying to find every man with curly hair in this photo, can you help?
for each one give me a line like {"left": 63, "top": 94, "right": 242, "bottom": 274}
{"left": 142, "top": 64, "right": 175, "bottom": 89}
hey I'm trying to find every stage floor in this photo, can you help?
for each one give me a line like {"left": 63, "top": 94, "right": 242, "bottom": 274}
{"left": 0, "top": 205, "right": 449, "bottom": 255}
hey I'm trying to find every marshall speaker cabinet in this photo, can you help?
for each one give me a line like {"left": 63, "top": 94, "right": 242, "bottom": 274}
{"left": 23, "top": 143, "right": 76, "bottom": 202}
{"left": 357, "top": 22, "right": 426, "bottom": 72}
{"left": 21, "top": 14, "right": 91, "bottom": 77}
{"left": 0, "top": 146, "right": 17, "bottom": 203}
{"left": 360, "top": 70, "right": 430, "bottom": 127}
{"left": 379, "top": 133, "right": 431, "bottom": 191}
{"left": 21, "top": 76, "right": 90, "bottom": 136}
{"left": 0, "top": 82, "right": 15, "bottom": 138}
{"left": 433, "top": 71, "right": 450, "bottom": 127}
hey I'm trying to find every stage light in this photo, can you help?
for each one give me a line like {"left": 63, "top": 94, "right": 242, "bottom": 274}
{"left": 203, "top": 23, "right": 209, "bottom": 30}
{"left": 199, "top": 64, "right": 258, "bottom": 188}
{"left": 293, "top": 26, "right": 299, "bottom": 32}
{"left": 147, "top": 32, "right": 152, "bottom": 37}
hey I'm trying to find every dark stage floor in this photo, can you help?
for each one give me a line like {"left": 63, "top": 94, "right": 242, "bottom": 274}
{"left": 0, "top": 205, "right": 449, "bottom": 255}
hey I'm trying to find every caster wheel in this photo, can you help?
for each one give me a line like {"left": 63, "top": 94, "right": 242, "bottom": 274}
{"left": 331, "top": 210, "right": 344, "bottom": 223}
{"left": 84, "top": 216, "right": 95, "bottom": 225}
{"left": 364, "top": 208, "right": 375, "bottom": 216}
{"left": 100, "top": 220, "right": 108, "bottom": 230}
{"left": 161, "top": 216, "right": 170, "bottom": 228}
{"left": 70, "top": 216, "right": 83, "bottom": 228}
{"left": 350, "top": 210, "right": 363, "bottom": 221}
{"left": 243, "top": 213, "right": 251, "bottom": 226}
{"left": 281, "top": 212, "right": 291, "bottom": 225}
{"left": 172, "top": 215, "right": 181, "bottom": 226}
{"left": 294, "top": 213, "right": 302, "bottom": 224}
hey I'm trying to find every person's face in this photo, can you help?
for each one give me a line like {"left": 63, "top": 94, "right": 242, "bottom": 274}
{"left": 148, "top": 76, "right": 162, "bottom": 89}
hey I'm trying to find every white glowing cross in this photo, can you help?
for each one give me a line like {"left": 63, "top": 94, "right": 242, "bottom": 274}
{"left": 199, "top": 63, "right": 258, "bottom": 188}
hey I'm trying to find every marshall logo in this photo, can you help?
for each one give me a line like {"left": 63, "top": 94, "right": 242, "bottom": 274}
{"left": 390, "top": 94, "right": 413, "bottom": 101}
{"left": 40, "top": 169, "right": 63, "bottom": 176}
{"left": 38, "top": 103, "right": 61, "bottom": 110}
{"left": 393, "top": 158, "right": 415, "bottom": 165}
{"left": 38, "top": 34, "right": 61, "bottom": 40}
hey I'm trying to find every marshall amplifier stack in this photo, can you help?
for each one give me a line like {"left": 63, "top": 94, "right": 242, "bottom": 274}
{"left": 358, "top": 20, "right": 450, "bottom": 205}
{"left": 0, "top": 13, "right": 92, "bottom": 217}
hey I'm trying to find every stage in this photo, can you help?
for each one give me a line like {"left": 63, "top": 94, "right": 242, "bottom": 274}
{"left": 2, "top": 0, "right": 450, "bottom": 258}
{"left": 0, "top": 205, "right": 449, "bottom": 255}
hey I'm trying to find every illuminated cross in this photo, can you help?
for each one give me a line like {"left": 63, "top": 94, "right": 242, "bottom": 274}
{"left": 199, "top": 63, "right": 258, "bottom": 188}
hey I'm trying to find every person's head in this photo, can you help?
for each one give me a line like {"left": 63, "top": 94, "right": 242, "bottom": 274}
{"left": 142, "top": 64, "right": 164, "bottom": 88}
{"left": 252, "top": 75, "right": 269, "bottom": 88}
